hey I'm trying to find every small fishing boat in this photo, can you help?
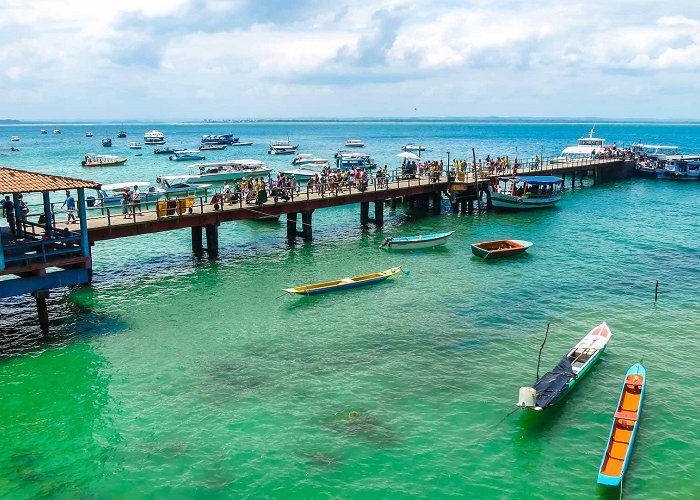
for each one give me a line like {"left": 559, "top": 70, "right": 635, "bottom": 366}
{"left": 380, "top": 231, "right": 454, "bottom": 250}
{"left": 40, "top": 129, "right": 47, "bottom": 134}
{"left": 402, "top": 144, "right": 426, "bottom": 152}
{"left": 101, "top": 137, "right": 113, "bottom": 147}
{"left": 53, "top": 129, "right": 61, "bottom": 134}
{"left": 597, "top": 363, "right": 647, "bottom": 487}
{"left": 283, "top": 266, "right": 402, "bottom": 295}
{"left": 517, "top": 322, "right": 612, "bottom": 411}
{"left": 117, "top": 130, "right": 127, "bottom": 138}
{"left": 229, "top": 139, "right": 253, "bottom": 146}
{"left": 199, "top": 144, "right": 227, "bottom": 151}
{"left": 81, "top": 153, "right": 128, "bottom": 167}
{"left": 85, "top": 131, "right": 93, "bottom": 137}
{"left": 471, "top": 239, "right": 533, "bottom": 259}
{"left": 10, "top": 135, "right": 20, "bottom": 141}
{"left": 129, "top": 141, "right": 142, "bottom": 149}
{"left": 345, "top": 139, "right": 365, "bottom": 148}
{"left": 169, "top": 150, "right": 206, "bottom": 161}
{"left": 154, "top": 146, "right": 182, "bottom": 155}
{"left": 269, "top": 140, "right": 298, "bottom": 155}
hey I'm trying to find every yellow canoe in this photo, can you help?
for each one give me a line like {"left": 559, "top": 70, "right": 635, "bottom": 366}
{"left": 283, "top": 266, "right": 402, "bottom": 295}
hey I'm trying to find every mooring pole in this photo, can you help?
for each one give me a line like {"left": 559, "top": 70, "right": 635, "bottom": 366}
{"left": 536, "top": 323, "right": 550, "bottom": 381}
{"left": 655, "top": 280, "right": 659, "bottom": 302}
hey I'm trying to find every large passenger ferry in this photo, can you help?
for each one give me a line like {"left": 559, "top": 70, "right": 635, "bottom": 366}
{"left": 144, "top": 129, "right": 166, "bottom": 145}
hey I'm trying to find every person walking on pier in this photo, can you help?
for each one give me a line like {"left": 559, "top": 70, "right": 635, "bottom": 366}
{"left": 121, "top": 187, "right": 131, "bottom": 219}
{"left": 132, "top": 185, "right": 142, "bottom": 215}
{"left": 2, "top": 195, "right": 17, "bottom": 236}
{"left": 61, "top": 190, "right": 77, "bottom": 224}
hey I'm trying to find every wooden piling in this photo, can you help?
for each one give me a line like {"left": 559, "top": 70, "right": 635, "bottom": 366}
{"left": 360, "top": 201, "right": 370, "bottom": 224}
{"left": 33, "top": 290, "right": 50, "bottom": 332}
{"left": 205, "top": 224, "right": 219, "bottom": 256}
{"left": 301, "top": 210, "right": 313, "bottom": 240}
{"left": 192, "top": 226, "right": 203, "bottom": 253}
{"left": 286, "top": 212, "right": 298, "bottom": 239}
{"left": 373, "top": 201, "right": 384, "bottom": 226}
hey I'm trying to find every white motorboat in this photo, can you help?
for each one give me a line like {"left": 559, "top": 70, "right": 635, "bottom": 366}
{"left": 345, "top": 139, "right": 365, "bottom": 148}
{"left": 155, "top": 175, "right": 213, "bottom": 197}
{"left": 269, "top": 140, "right": 298, "bottom": 155}
{"left": 129, "top": 141, "right": 143, "bottom": 149}
{"left": 184, "top": 159, "right": 272, "bottom": 183}
{"left": 144, "top": 129, "right": 166, "bottom": 145}
{"left": 402, "top": 144, "right": 426, "bottom": 152}
{"left": 91, "top": 181, "right": 158, "bottom": 208}
{"left": 53, "top": 129, "right": 61, "bottom": 134}
{"left": 558, "top": 127, "right": 607, "bottom": 160}
{"left": 291, "top": 153, "right": 330, "bottom": 167}
{"left": 169, "top": 150, "right": 206, "bottom": 161}
{"left": 278, "top": 167, "right": 324, "bottom": 180}
{"left": 85, "top": 131, "right": 93, "bottom": 137}
{"left": 335, "top": 151, "right": 377, "bottom": 171}
{"left": 10, "top": 135, "right": 20, "bottom": 142}
{"left": 40, "top": 129, "right": 47, "bottom": 134}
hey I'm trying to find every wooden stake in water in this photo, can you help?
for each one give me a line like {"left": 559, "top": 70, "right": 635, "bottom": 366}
{"left": 536, "top": 323, "right": 550, "bottom": 382}
{"left": 655, "top": 280, "right": 659, "bottom": 302}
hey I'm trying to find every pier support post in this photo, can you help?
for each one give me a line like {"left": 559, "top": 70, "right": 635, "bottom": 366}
{"left": 301, "top": 210, "right": 313, "bottom": 240}
{"left": 431, "top": 192, "right": 441, "bottom": 214}
{"left": 467, "top": 200, "right": 474, "bottom": 213}
{"left": 572, "top": 171, "right": 576, "bottom": 188}
{"left": 33, "top": 290, "right": 50, "bottom": 332}
{"left": 192, "top": 226, "right": 203, "bottom": 253}
{"left": 360, "top": 202, "right": 370, "bottom": 225}
{"left": 287, "top": 212, "right": 298, "bottom": 239}
{"left": 485, "top": 188, "right": 492, "bottom": 209}
{"left": 390, "top": 197, "right": 397, "bottom": 209}
{"left": 205, "top": 224, "right": 219, "bottom": 256}
{"left": 373, "top": 201, "right": 384, "bottom": 226}
{"left": 451, "top": 200, "right": 459, "bottom": 213}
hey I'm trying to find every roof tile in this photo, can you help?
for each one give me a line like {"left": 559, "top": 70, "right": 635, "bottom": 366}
{"left": 0, "top": 166, "right": 100, "bottom": 194}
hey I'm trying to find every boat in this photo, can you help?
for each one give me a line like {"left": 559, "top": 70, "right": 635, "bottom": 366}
{"left": 655, "top": 155, "right": 700, "bottom": 181}
{"left": 10, "top": 135, "right": 20, "bottom": 141}
{"left": 154, "top": 146, "right": 182, "bottom": 155}
{"left": 144, "top": 129, "right": 166, "bottom": 145}
{"left": 471, "top": 239, "right": 533, "bottom": 259}
{"left": 490, "top": 176, "right": 563, "bottom": 209}
{"left": 556, "top": 127, "right": 607, "bottom": 161}
{"left": 229, "top": 139, "right": 253, "bottom": 146}
{"left": 102, "top": 137, "right": 113, "bottom": 147}
{"left": 200, "top": 134, "right": 240, "bottom": 145}
{"left": 517, "top": 322, "right": 612, "bottom": 411}
{"left": 335, "top": 151, "right": 377, "bottom": 171}
{"left": 169, "top": 150, "right": 206, "bottom": 161}
{"left": 40, "top": 129, "right": 47, "bottom": 134}
{"left": 129, "top": 141, "right": 142, "bottom": 149}
{"left": 402, "top": 144, "right": 426, "bottom": 152}
{"left": 597, "top": 363, "right": 647, "bottom": 487}
{"left": 199, "top": 144, "right": 227, "bottom": 151}
{"left": 268, "top": 140, "right": 298, "bottom": 155}
{"left": 53, "top": 129, "right": 61, "bottom": 134}
{"left": 117, "top": 130, "right": 127, "bottom": 138}
{"left": 279, "top": 166, "right": 328, "bottom": 180}
{"left": 91, "top": 181, "right": 158, "bottom": 208}
{"left": 85, "top": 131, "right": 93, "bottom": 137}
{"left": 283, "top": 266, "right": 402, "bottom": 295}
{"left": 380, "top": 231, "right": 454, "bottom": 250}
{"left": 184, "top": 159, "right": 272, "bottom": 183}
{"left": 345, "top": 139, "right": 365, "bottom": 148}
{"left": 81, "top": 153, "right": 128, "bottom": 167}
{"left": 632, "top": 144, "right": 680, "bottom": 176}
{"left": 291, "top": 153, "right": 331, "bottom": 167}
{"left": 154, "top": 175, "right": 213, "bottom": 197}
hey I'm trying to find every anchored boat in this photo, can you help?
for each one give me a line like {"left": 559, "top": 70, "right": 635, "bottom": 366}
{"left": 380, "top": 231, "right": 454, "bottom": 250}
{"left": 283, "top": 266, "right": 402, "bottom": 295}
{"left": 517, "top": 322, "right": 612, "bottom": 411}
{"left": 169, "top": 150, "right": 206, "bottom": 161}
{"left": 269, "top": 140, "right": 298, "bottom": 155}
{"left": 597, "top": 363, "right": 646, "bottom": 487}
{"left": 81, "top": 153, "right": 128, "bottom": 167}
{"left": 471, "top": 239, "right": 533, "bottom": 259}
{"left": 491, "top": 176, "right": 563, "bottom": 209}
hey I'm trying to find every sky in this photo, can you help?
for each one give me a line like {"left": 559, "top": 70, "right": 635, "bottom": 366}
{"left": 1, "top": 0, "right": 700, "bottom": 120}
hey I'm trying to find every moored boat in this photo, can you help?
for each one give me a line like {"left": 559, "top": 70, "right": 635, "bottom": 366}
{"left": 53, "top": 129, "right": 61, "bottom": 134}
{"left": 169, "top": 150, "right": 206, "bottom": 161}
{"left": 201, "top": 134, "right": 236, "bottom": 145}
{"left": 154, "top": 146, "right": 182, "bottom": 155}
{"left": 345, "top": 139, "right": 365, "bottom": 148}
{"left": 556, "top": 127, "right": 607, "bottom": 161}
{"left": 129, "top": 141, "right": 142, "bottom": 149}
{"left": 81, "top": 153, "right": 128, "bottom": 167}
{"left": 471, "top": 239, "right": 533, "bottom": 259}
{"left": 335, "top": 151, "right": 377, "bottom": 171}
{"left": 101, "top": 137, "right": 113, "bottom": 147}
{"left": 269, "top": 140, "right": 298, "bottom": 155}
{"left": 283, "top": 266, "right": 402, "bottom": 295}
{"left": 10, "top": 135, "right": 20, "bottom": 142}
{"left": 85, "top": 131, "right": 93, "bottom": 137}
{"left": 117, "top": 130, "right": 127, "bottom": 138}
{"left": 655, "top": 156, "right": 700, "bottom": 181}
{"left": 402, "top": 144, "right": 426, "bottom": 152}
{"left": 91, "top": 181, "right": 158, "bottom": 208}
{"left": 199, "top": 144, "right": 227, "bottom": 151}
{"left": 40, "top": 129, "right": 47, "bottom": 134}
{"left": 380, "top": 231, "right": 454, "bottom": 250}
{"left": 154, "top": 175, "right": 213, "bottom": 197}
{"left": 491, "top": 176, "right": 563, "bottom": 209}
{"left": 184, "top": 159, "right": 272, "bottom": 183}
{"left": 597, "top": 363, "right": 647, "bottom": 487}
{"left": 291, "top": 153, "right": 330, "bottom": 167}
{"left": 144, "top": 129, "right": 166, "bottom": 145}
{"left": 517, "top": 322, "right": 612, "bottom": 411}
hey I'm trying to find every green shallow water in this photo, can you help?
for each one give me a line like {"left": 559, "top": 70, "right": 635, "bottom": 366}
{"left": 1, "top": 124, "right": 700, "bottom": 498}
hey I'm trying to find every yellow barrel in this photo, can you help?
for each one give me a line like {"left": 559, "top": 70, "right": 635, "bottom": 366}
{"left": 156, "top": 200, "right": 168, "bottom": 217}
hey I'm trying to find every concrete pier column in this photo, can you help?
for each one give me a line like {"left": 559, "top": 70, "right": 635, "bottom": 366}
{"left": 301, "top": 210, "right": 313, "bottom": 240}
{"left": 205, "top": 224, "right": 219, "bottom": 256}
{"left": 373, "top": 201, "right": 384, "bottom": 226}
{"left": 360, "top": 202, "right": 370, "bottom": 225}
{"left": 33, "top": 290, "right": 50, "bottom": 332}
{"left": 192, "top": 226, "right": 203, "bottom": 253}
{"left": 286, "top": 212, "right": 298, "bottom": 239}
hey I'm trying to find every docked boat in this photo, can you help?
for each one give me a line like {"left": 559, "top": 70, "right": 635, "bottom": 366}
{"left": 200, "top": 134, "right": 241, "bottom": 145}
{"left": 155, "top": 176, "right": 213, "bottom": 197}
{"left": 345, "top": 139, "right": 365, "bottom": 148}
{"left": 153, "top": 146, "right": 182, "bottom": 155}
{"left": 229, "top": 139, "right": 253, "bottom": 146}
{"left": 40, "top": 129, "right": 47, "bottom": 134}
{"left": 53, "top": 129, "right": 61, "bottom": 134}
{"left": 335, "top": 151, "right": 377, "bottom": 171}
{"left": 490, "top": 176, "right": 563, "bottom": 209}
{"left": 655, "top": 155, "right": 700, "bottom": 181}
{"left": 129, "top": 141, "right": 142, "bottom": 149}
{"left": 85, "top": 131, "right": 93, "bottom": 137}
{"left": 471, "top": 239, "right": 533, "bottom": 259}
{"left": 199, "top": 144, "right": 227, "bottom": 151}
{"left": 597, "top": 363, "right": 647, "bottom": 487}
{"left": 102, "top": 137, "right": 113, "bottom": 147}
{"left": 517, "top": 322, "right": 612, "bottom": 411}
{"left": 380, "top": 231, "right": 454, "bottom": 250}
{"left": 269, "top": 140, "right": 298, "bottom": 155}
{"left": 283, "top": 266, "right": 402, "bottom": 295}
{"left": 81, "top": 153, "right": 128, "bottom": 167}
{"left": 557, "top": 127, "right": 607, "bottom": 161}
{"left": 169, "top": 150, "right": 206, "bottom": 161}
{"left": 291, "top": 153, "right": 330, "bottom": 167}
{"left": 402, "top": 144, "right": 426, "bottom": 152}
{"left": 633, "top": 144, "right": 680, "bottom": 176}
{"left": 144, "top": 129, "right": 166, "bottom": 145}
{"left": 279, "top": 167, "right": 327, "bottom": 180}
{"left": 185, "top": 159, "right": 272, "bottom": 183}
{"left": 10, "top": 135, "right": 20, "bottom": 141}
{"left": 117, "top": 130, "right": 127, "bottom": 138}
{"left": 92, "top": 181, "right": 158, "bottom": 208}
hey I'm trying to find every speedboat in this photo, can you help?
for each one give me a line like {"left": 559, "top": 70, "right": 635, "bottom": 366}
{"left": 269, "top": 140, "right": 298, "bottom": 155}
{"left": 490, "top": 176, "right": 563, "bottom": 209}
{"left": 154, "top": 175, "right": 213, "bottom": 196}
{"left": 40, "top": 129, "right": 47, "bottom": 134}
{"left": 345, "top": 139, "right": 365, "bottom": 148}
{"left": 169, "top": 150, "right": 206, "bottom": 161}
{"left": 53, "top": 129, "right": 61, "bottom": 134}
{"left": 278, "top": 167, "right": 325, "bottom": 180}
{"left": 199, "top": 144, "right": 227, "bottom": 150}
{"left": 81, "top": 153, "right": 128, "bottom": 167}
{"left": 154, "top": 145, "right": 182, "bottom": 155}
{"left": 517, "top": 322, "right": 612, "bottom": 411}
{"left": 129, "top": 141, "right": 142, "bottom": 149}
{"left": 184, "top": 159, "right": 272, "bottom": 183}
{"left": 91, "top": 181, "right": 158, "bottom": 208}
{"left": 402, "top": 144, "right": 426, "bottom": 152}
{"left": 335, "top": 151, "right": 377, "bottom": 171}
{"left": 10, "top": 135, "right": 20, "bottom": 141}
{"left": 85, "top": 131, "right": 93, "bottom": 137}
{"left": 200, "top": 134, "right": 239, "bottom": 145}
{"left": 556, "top": 127, "right": 607, "bottom": 161}
{"left": 230, "top": 138, "right": 253, "bottom": 146}
{"left": 102, "top": 137, "right": 113, "bottom": 147}
{"left": 291, "top": 153, "right": 330, "bottom": 167}
{"left": 117, "top": 130, "right": 127, "bottom": 138}
{"left": 144, "top": 129, "right": 166, "bottom": 144}
{"left": 656, "top": 155, "right": 700, "bottom": 180}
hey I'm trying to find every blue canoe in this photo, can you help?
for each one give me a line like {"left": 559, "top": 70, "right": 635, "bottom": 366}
{"left": 380, "top": 231, "right": 454, "bottom": 250}
{"left": 597, "top": 363, "right": 647, "bottom": 486}
{"left": 283, "top": 266, "right": 402, "bottom": 295}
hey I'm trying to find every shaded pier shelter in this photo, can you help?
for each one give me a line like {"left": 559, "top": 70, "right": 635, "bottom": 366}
{"left": 0, "top": 167, "right": 100, "bottom": 329}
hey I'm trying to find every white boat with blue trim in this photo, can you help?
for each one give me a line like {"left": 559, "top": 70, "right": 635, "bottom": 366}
{"left": 380, "top": 231, "right": 454, "bottom": 250}
{"left": 490, "top": 176, "right": 563, "bottom": 209}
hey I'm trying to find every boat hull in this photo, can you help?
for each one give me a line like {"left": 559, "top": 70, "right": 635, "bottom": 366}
{"left": 382, "top": 232, "right": 454, "bottom": 250}
{"left": 284, "top": 267, "right": 401, "bottom": 295}
{"left": 184, "top": 168, "right": 272, "bottom": 184}
{"left": 491, "top": 193, "right": 561, "bottom": 209}
{"left": 82, "top": 159, "right": 127, "bottom": 167}
{"left": 471, "top": 240, "right": 532, "bottom": 259}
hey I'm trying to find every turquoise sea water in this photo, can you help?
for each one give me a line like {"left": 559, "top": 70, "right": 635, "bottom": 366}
{"left": 1, "top": 122, "right": 699, "bottom": 498}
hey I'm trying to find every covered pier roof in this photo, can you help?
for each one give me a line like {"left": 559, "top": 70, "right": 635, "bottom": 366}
{"left": 0, "top": 166, "right": 100, "bottom": 193}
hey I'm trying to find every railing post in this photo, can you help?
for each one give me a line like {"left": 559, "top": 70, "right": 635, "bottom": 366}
{"left": 106, "top": 207, "right": 111, "bottom": 227}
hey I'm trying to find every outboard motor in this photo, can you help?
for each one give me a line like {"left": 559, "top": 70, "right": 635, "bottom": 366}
{"left": 517, "top": 387, "right": 537, "bottom": 408}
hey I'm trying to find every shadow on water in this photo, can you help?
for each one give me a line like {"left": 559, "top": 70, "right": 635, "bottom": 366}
{"left": 322, "top": 409, "right": 400, "bottom": 448}
{"left": 304, "top": 451, "right": 343, "bottom": 470}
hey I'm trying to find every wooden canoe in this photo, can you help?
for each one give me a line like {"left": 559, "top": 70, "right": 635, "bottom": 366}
{"left": 471, "top": 239, "right": 533, "bottom": 259}
{"left": 597, "top": 363, "right": 646, "bottom": 487}
{"left": 283, "top": 266, "right": 402, "bottom": 295}
{"left": 380, "top": 231, "right": 454, "bottom": 250}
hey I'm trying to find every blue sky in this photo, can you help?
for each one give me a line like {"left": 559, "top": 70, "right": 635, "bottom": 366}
{"left": 1, "top": 0, "right": 699, "bottom": 120}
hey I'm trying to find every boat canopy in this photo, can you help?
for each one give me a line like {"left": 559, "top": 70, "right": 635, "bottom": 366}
{"left": 502, "top": 176, "right": 563, "bottom": 184}
{"left": 532, "top": 356, "right": 576, "bottom": 409}
{"left": 101, "top": 181, "right": 151, "bottom": 191}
